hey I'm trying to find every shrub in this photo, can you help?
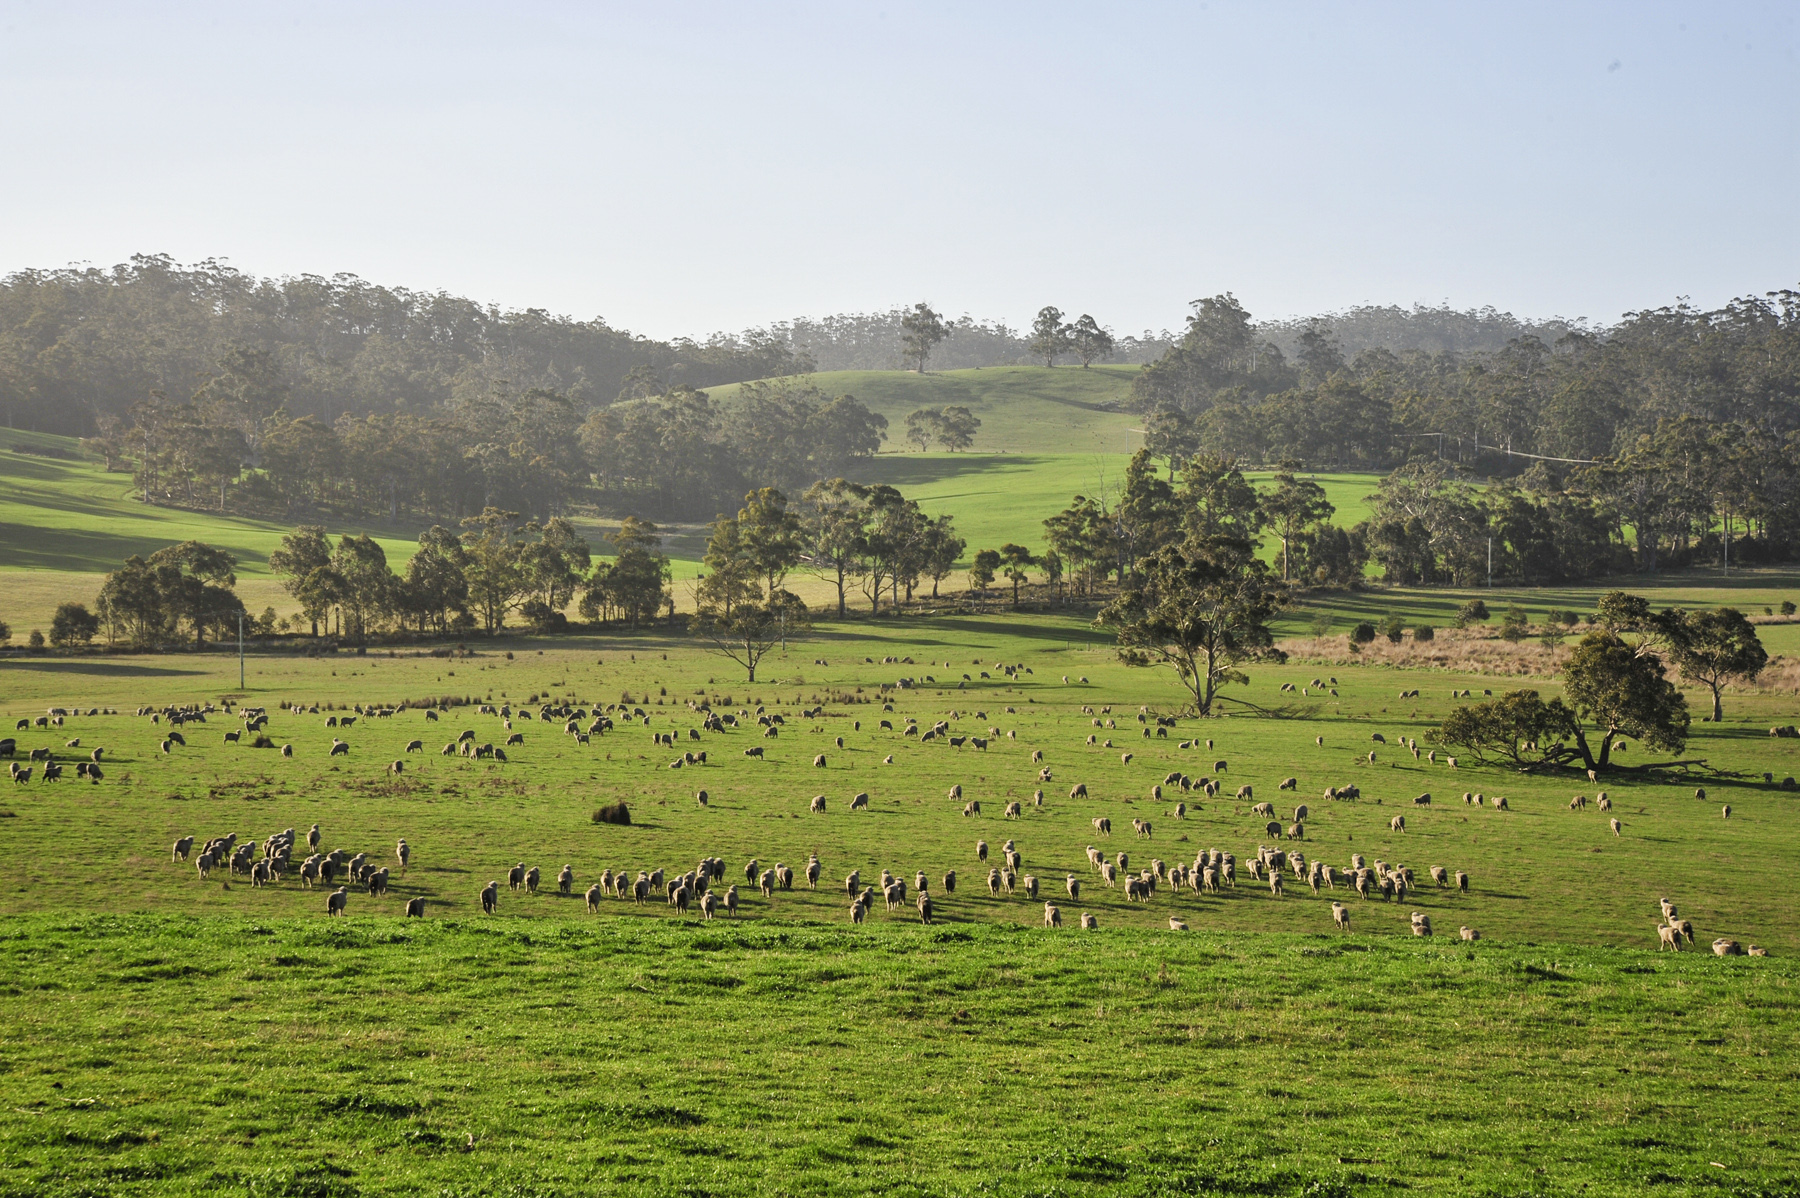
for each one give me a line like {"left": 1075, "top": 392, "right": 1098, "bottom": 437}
{"left": 1308, "top": 611, "right": 1334, "bottom": 637}
{"left": 1784, "top": 601, "right": 1797, "bottom": 616}
{"left": 592, "top": 801, "right": 632, "bottom": 826}
{"left": 1454, "top": 599, "right": 1490, "bottom": 629}
{"left": 1413, "top": 624, "right": 1435, "bottom": 642}
{"left": 1500, "top": 605, "right": 1530, "bottom": 644}
{"left": 251, "top": 734, "right": 276, "bottom": 749}
{"left": 27, "top": 629, "right": 44, "bottom": 649}
{"left": 1350, "top": 622, "right": 1377, "bottom": 645}
{"left": 1379, "top": 614, "right": 1406, "bottom": 644}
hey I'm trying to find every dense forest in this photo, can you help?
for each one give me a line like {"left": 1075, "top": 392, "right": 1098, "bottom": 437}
{"left": 7, "top": 256, "right": 1800, "bottom": 579}
{"left": 0, "top": 255, "right": 809, "bottom": 436}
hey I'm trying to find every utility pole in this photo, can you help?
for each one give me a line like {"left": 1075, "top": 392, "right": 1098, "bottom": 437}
{"left": 238, "top": 612, "right": 245, "bottom": 691}
{"left": 1487, "top": 536, "right": 1493, "bottom": 588}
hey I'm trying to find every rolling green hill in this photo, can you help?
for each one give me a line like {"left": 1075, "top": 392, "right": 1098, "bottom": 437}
{"left": 706, "top": 364, "right": 1145, "bottom": 455}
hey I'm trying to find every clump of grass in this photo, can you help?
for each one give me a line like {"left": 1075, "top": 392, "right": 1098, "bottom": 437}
{"left": 250, "top": 734, "right": 275, "bottom": 749}
{"left": 592, "top": 801, "right": 632, "bottom": 826}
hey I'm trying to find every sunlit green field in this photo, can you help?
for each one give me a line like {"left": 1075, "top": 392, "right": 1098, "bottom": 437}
{"left": 1, "top": 614, "right": 1799, "bottom": 1193}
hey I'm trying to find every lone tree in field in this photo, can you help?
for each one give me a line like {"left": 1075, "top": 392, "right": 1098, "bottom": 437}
{"left": 694, "top": 589, "right": 808, "bottom": 683}
{"left": 1098, "top": 536, "right": 1288, "bottom": 716}
{"left": 1661, "top": 607, "right": 1767, "bottom": 722}
{"left": 935, "top": 405, "right": 981, "bottom": 451}
{"left": 1029, "top": 306, "right": 1069, "bottom": 366}
{"left": 900, "top": 303, "right": 950, "bottom": 372}
{"left": 1069, "top": 314, "right": 1115, "bottom": 367}
{"left": 904, "top": 408, "right": 944, "bottom": 452}
{"left": 1560, "top": 630, "right": 1689, "bottom": 773}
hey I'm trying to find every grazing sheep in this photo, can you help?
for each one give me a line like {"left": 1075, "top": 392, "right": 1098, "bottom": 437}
{"left": 1493, "top": 795, "right": 1509, "bottom": 810}
{"left": 813, "top": 754, "right": 827, "bottom": 768}
{"left": 744, "top": 747, "right": 764, "bottom": 758}
{"left": 916, "top": 893, "right": 934, "bottom": 924}
{"left": 1251, "top": 801, "right": 1274, "bottom": 817}
{"left": 963, "top": 800, "right": 981, "bottom": 816}
{"left": 948, "top": 784, "right": 962, "bottom": 799}
{"left": 1004, "top": 801, "right": 1022, "bottom": 818}
{"left": 1092, "top": 816, "right": 1111, "bottom": 835}
{"left": 810, "top": 794, "right": 827, "bottom": 813}
{"left": 1288, "top": 821, "right": 1305, "bottom": 840}
{"left": 1265, "top": 820, "right": 1282, "bottom": 838}
{"left": 508, "top": 863, "right": 525, "bottom": 891}
{"left": 1069, "top": 783, "right": 1088, "bottom": 799}
{"left": 1610, "top": 818, "right": 1622, "bottom": 837}
{"left": 406, "top": 897, "right": 426, "bottom": 918}
{"left": 1410, "top": 912, "right": 1432, "bottom": 937}
{"left": 976, "top": 839, "right": 988, "bottom": 861}
{"left": 327, "top": 886, "right": 349, "bottom": 916}
{"left": 1168, "top": 916, "right": 1188, "bottom": 932}
{"left": 406, "top": 740, "right": 424, "bottom": 753}
{"left": 1695, "top": 787, "right": 1707, "bottom": 800}
{"left": 1390, "top": 815, "right": 1406, "bottom": 833}
{"left": 396, "top": 840, "right": 411, "bottom": 874}
{"left": 851, "top": 791, "right": 870, "bottom": 810}
{"left": 806, "top": 858, "right": 821, "bottom": 888}
{"left": 1430, "top": 866, "right": 1448, "bottom": 887}
{"left": 1279, "top": 777, "right": 1297, "bottom": 791}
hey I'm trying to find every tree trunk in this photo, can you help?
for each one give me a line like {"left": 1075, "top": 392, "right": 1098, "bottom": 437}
{"left": 1711, "top": 687, "right": 1724, "bottom": 723}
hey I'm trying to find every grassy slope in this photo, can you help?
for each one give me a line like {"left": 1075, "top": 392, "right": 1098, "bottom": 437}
{"left": 3, "top": 622, "right": 1800, "bottom": 1192}
{"left": 0, "top": 430, "right": 425, "bottom": 576}
{"left": 707, "top": 364, "right": 1145, "bottom": 456}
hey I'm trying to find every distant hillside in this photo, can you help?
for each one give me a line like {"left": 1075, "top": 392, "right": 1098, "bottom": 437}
{"left": 706, "top": 365, "right": 1145, "bottom": 456}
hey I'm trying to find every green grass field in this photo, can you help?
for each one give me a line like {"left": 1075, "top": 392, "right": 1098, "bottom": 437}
{"left": 2, "top": 614, "right": 1799, "bottom": 1193}
{"left": 707, "top": 365, "right": 1146, "bottom": 456}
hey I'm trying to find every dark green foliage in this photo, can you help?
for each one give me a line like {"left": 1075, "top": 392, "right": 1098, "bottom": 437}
{"left": 1562, "top": 631, "right": 1690, "bottom": 771}
{"left": 591, "top": 802, "right": 631, "bottom": 825}
{"left": 1100, "top": 535, "right": 1287, "bottom": 714}
{"left": 1349, "top": 621, "right": 1376, "bottom": 644}
{"left": 1500, "top": 604, "right": 1530, "bottom": 642}
{"left": 48, "top": 601, "right": 99, "bottom": 648}
{"left": 1435, "top": 689, "right": 1579, "bottom": 767}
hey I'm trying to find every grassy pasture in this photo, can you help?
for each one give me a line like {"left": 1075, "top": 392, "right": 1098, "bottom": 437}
{"left": 2, "top": 618, "right": 1800, "bottom": 1192}
{"left": 706, "top": 365, "right": 1146, "bottom": 456}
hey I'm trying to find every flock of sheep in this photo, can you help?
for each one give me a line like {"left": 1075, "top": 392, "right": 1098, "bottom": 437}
{"left": 6, "top": 658, "right": 1772, "bottom": 955}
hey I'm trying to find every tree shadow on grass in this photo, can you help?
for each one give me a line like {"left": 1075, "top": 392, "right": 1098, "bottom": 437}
{"left": 0, "top": 659, "right": 209, "bottom": 678}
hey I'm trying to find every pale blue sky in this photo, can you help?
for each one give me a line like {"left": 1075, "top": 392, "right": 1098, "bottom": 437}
{"left": 2, "top": 1, "right": 1796, "bottom": 337}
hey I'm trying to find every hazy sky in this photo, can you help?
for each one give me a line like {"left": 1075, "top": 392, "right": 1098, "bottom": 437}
{"left": 3, "top": 1, "right": 1796, "bottom": 338}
